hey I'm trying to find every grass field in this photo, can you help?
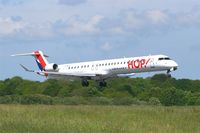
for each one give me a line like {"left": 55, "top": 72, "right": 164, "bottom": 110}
{"left": 0, "top": 105, "right": 199, "bottom": 133}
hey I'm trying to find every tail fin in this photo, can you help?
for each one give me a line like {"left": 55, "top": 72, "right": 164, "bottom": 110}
{"left": 34, "top": 51, "right": 49, "bottom": 71}
{"left": 12, "top": 50, "right": 49, "bottom": 71}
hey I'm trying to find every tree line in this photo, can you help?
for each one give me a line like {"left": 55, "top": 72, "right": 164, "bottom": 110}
{"left": 0, "top": 74, "right": 200, "bottom": 106}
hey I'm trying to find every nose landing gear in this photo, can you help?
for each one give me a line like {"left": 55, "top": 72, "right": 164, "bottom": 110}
{"left": 81, "top": 79, "right": 107, "bottom": 87}
{"left": 166, "top": 70, "right": 172, "bottom": 78}
{"left": 166, "top": 67, "right": 178, "bottom": 78}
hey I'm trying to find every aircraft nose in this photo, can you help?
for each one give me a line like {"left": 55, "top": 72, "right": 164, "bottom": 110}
{"left": 172, "top": 61, "right": 178, "bottom": 70}
{"left": 174, "top": 61, "right": 178, "bottom": 67}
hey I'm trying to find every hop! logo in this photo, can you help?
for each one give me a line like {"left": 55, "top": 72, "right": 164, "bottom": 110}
{"left": 128, "top": 59, "right": 150, "bottom": 69}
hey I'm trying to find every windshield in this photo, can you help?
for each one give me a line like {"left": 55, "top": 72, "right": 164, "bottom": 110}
{"left": 158, "top": 57, "right": 171, "bottom": 60}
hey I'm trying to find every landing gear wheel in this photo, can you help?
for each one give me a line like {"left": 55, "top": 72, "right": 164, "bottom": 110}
{"left": 82, "top": 80, "right": 89, "bottom": 87}
{"left": 167, "top": 74, "right": 171, "bottom": 78}
{"left": 99, "top": 80, "right": 107, "bottom": 87}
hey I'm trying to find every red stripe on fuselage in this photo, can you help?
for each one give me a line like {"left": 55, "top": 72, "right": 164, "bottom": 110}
{"left": 34, "top": 51, "right": 46, "bottom": 68}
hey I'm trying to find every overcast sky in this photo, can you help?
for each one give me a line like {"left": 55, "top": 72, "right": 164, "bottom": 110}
{"left": 0, "top": 0, "right": 200, "bottom": 81}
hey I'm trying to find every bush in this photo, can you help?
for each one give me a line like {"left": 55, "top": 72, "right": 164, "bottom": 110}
{"left": 0, "top": 96, "right": 13, "bottom": 104}
{"left": 112, "top": 97, "right": 134, "bottom": 105}
{"left": 0, "top": 95, "right": 53, "bottom": 105}
{"left": 160, "top": 87, "right": 186, "bottom": 106}
{"left": 88, "top": 97, "right": 112, "bottom": 105}
{"left": 195, "top": 97, "right": 200, "bottom": 105}
{"left": 1, "top": 75, "right": 200, "bottom": 106}
{"left": 148, "top": 97, "right": 161, "bottom": 105}
{"left": 20, "top": 95, "right": 53, "bottom": 105}
{"left": 54, "top": 97, "right": 89, "bottom": 105}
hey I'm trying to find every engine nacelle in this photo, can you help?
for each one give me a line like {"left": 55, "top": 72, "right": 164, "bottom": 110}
{"left": 45, "top": 63, "right": 58, "bottom": 71}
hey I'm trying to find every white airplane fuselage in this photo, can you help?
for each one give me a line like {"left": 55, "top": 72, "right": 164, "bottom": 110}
{"left": 48, "top": 55, "right": 178, "bottom": 80}
{"left": 12, "top": 51, "right": 178, "bottom": 87}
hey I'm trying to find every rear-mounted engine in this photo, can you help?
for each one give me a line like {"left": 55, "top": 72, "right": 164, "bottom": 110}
{"left": 45, "top": 63, "right": 58, "bottom": 71}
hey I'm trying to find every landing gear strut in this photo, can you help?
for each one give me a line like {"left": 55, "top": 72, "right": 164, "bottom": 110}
{"left": 166, "top": 67, "right": 178, "bottom": 78}
{"left": 82, "top": 79, "right": 89, "bottom": 87}
{"left": 167, "top": 70, "right": 171, "bottom": 78}
{"left": 99, "top": 80, "right": 107, "bottom": 87}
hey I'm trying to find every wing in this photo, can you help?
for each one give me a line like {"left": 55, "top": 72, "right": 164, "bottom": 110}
{"left": 117, "top": 73, "right": 135, "bottom": 78}
{"left": 43, "top": 71, "right": 97, "bottom": 77}
{"left": 19, "top": 64, "right": 105, "bottom": 78}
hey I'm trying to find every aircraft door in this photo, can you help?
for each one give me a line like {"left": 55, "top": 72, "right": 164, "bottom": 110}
{"left": 150, "top": 58, "right": 155, "bottom": 68}
{"left": 91, "top": 64, "right": 95, "bottom": 71}
{"left": 91, "top": 64, "right": 98, "bottom": 71}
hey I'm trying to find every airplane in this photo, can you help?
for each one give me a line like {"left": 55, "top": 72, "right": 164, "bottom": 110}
{"left": 12, "top": 50, "right": 178, "bottom": 87}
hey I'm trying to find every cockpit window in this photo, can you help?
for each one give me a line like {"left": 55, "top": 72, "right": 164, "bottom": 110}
{"left": 158, "top": 57, "right": 171, "bottom": 60}
{"left": 165, "top": 57, "right": 170, "bottom": 60}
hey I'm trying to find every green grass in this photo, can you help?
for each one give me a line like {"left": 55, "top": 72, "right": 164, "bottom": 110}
{"left": 0, "top": 105, "right": 199, "bottom": 133}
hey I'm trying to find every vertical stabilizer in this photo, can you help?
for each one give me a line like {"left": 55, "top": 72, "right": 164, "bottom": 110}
{"left": 11, "top": 50, "right": 49, "bottom": 71}
{"left": 34, "top": 50, "right": 49, "bottom": 71}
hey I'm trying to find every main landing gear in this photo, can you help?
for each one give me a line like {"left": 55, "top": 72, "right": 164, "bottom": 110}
{"left": 81, "top": 79, "right": 107, "bottom": 87}
{"left": 82, "top": 79, "right": 89, "bottom": 87}
{"left": 98, "top": 80, "right": 107, "bottom": 87}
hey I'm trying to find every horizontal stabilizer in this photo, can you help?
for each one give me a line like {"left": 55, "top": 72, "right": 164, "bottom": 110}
{"left": 11, "top": 52, "right": 49, "bottom": 57}
{"left": 20, "top": 64, "right": 34, "bottom": 72}
{"left": 19, "top": 64, "right": 47, "bottom": 76}
{"left": 11, "top": 52, "right": 35, "bottom": 57}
